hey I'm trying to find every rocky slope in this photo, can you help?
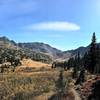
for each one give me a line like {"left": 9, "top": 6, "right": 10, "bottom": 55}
{"left": 0, "top": 36, "right": 99, "bottom": 61}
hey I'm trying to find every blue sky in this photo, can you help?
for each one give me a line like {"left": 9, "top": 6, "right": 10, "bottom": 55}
{"left": 0, "top": 0, "right": 100, "bottom": 50}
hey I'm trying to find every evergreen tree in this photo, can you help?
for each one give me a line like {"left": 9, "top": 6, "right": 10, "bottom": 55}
{"left": 67, "top": 57, "right": 75, "bottom": 69}
{"left": 94, "top": 44, "right": 100, "bottom": 74}
{"left": 72, "top": 55, "right": 79, "bottom": 78}
{"left": 72, "top": 52, "right": 81, "bottom": 78}
{"left": 76, "top": 52, "right": 81, "bottom": 70}
{"left": 86, "top": 32, "right": 97, "bottom": 73}
{"left": 83, "top": 52, "right": 89, "bottom": 69}
{"left": 75, "top": 67, "right": 85, "bottom": 85}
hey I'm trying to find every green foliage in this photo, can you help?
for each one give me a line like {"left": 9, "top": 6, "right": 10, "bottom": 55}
{"left": 70, "top": 52, "right": 81, "bottom": 79}
{"left": 32, "top": 52, "right": 52, "bottom": 63}
{"left": 0, "top": 47, "right": 52, "bottom": 71}
{"left": 0, "top": 48, "right": 21, "bottom": 64}
{"left": 88, "top": 32, "right": 97, "bottom": 73}
{"left": 51, "top": 61, "right": 67, "bottom": 70}
{"left": 75, "top": 67, "right": 85, "bottom": 85}
{"left": 72, "top": 66, "right": 79, "bottom": 79}
{"left": 67, "top": 57, "right": 75, "bottom": 69}
{"left": 83, "top": 33, "right": 100, "bottom": 73}
{"left": 55, "top": 70, "right": 67, "bottom": 95}
{"left": 67, "top": 52, "right": 82, "bottom": 70}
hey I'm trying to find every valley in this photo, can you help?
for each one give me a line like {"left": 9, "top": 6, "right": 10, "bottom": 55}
{"left": 0, "top": 34, "right": 100, "bottom": 100}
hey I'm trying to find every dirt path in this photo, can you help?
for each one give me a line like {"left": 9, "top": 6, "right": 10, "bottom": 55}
{"left": 71, "top": 88, "right": 81, "bottom": 100}
{"left": 34, "top": 91, "right": 54, "bottom": 100}
{"left": 33, "top": 87, "right": 81, "bottom": 100}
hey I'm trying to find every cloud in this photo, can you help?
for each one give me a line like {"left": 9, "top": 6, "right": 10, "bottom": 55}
{"left": 26, "top": 22, "right": 80, "bottom": 31}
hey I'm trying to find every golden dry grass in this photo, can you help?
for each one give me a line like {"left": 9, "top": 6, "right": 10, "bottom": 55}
{"left": 0, "top": 72, "right": 55, "bottom": 100}
{"left": 21, "top": 59, "right": 50, "bottom": 68}
{"left": 16, "top": 59, "right": 51, "bottom": 73}
{"left": 0, "top": 68, "right": 74, "bottom": 100}
{"left": 0, "top": 59, "right": 81, "bottom": 100}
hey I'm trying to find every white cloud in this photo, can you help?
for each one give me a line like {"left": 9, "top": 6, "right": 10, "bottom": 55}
{"left": 27, "top": 21, "right": 80, "bottom": 31}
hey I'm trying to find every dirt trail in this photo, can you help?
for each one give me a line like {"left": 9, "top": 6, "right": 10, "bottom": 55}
{"left": 71, "top": 88, "right": 81, "bottom": 100}
{"left": 34, "top": 92, "right": 54, "bottom": 100}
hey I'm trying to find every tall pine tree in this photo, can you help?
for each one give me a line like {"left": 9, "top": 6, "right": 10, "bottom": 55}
{"left": 72, "top": 52, "right": 80, "bottom": 78}
{"left": 87, "top": 32, "right": 97, "bottom": 73}
{"left": 94, "top": 44, "right": 100, "bottom": 74}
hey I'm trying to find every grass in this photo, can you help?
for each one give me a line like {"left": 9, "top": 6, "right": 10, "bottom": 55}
{"left": 0, "top": 60, "right": 96, "bottom": 100}
{"left": 0, "top": 70, "right": 57, "bottom": 99}
{"left": 0, "top": 67, "right": 74, "bottom": 100}
{"left": 0, "top": 72, "right": 54, "bottom": 100}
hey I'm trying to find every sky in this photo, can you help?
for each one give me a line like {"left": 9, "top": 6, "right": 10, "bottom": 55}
{"left": 0, "top": 0, "right": 100, "bottom": 51}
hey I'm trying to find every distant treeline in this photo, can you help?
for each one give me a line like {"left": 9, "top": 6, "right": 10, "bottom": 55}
{"left": 0, "top": 48, "right": 52, "bottom": 64}
{"left": 0, "top": 47, "right": 52, "bottom": 72}
{"left": 52, "top": 32, "right": 100, "bottom": 74}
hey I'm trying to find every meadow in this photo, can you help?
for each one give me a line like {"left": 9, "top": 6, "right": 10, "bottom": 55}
{"left": 0, "top": 67, "right": 73, "bottom": 100}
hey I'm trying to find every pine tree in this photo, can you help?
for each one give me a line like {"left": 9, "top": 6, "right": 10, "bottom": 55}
{"left": 72, "top": 55, "right": 79, "bottom": 78}
{"left": 72, "top": 52, "right": 81, "bottom": 78}
{"left": 83, "top": 52, "right": 89, "bottom": 70}
{"left": 94, "top": 45, "right": 100, "bottom": 74}
{"left": 75, "top": 67, "right": 85, "bottom": 85}
{"left": 87, "top": 32, "right": 97, "bottom": 73}
{"left": 77, "top": 52, "right": 81, "bottom": 70}
{"left": 67, "top": 57, "right": 75, "bottom": 69}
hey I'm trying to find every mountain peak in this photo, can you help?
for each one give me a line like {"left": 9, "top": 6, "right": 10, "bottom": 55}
{"left": 0, "top": 36, "right": 9, "bottom": 41}
{"left": 1, "top": 36, "right": 99, "bottom": 61}
{"left": 0, "top": 36, "right": 17, "bottom": 49}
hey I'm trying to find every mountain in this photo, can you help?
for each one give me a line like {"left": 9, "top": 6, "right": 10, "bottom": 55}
{"left": 0, "top": 36, "right": 99, "bottom": 61}
{"left": 0, "top": 37, "right": 52, "bottom": 63}
{"left": 17, "top": 42, "right": 91, "bottom": 60}
{"left": 18, "top": 42, "right": 63, "bottom": 59}
{"left": 18, "top": 43, "right": 90, "bottom": 61}
{"left": 63, "top": 46, "right": 88, "bottom": 57}
{"left": 0, "top": 36, "right": 17, "bottom": 49}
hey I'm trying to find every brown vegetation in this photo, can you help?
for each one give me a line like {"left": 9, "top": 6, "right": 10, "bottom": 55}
{"left": 0, "top": 68, "right": 73, "bottom": 100}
